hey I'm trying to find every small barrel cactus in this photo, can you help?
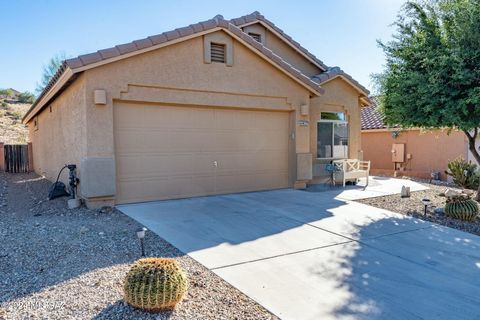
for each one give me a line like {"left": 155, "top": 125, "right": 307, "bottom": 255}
{"left": 124, "top": 258, "right": 188, "bottom": 311}
{"left": 444, "top": 195, "right": 479, "bottom": 221}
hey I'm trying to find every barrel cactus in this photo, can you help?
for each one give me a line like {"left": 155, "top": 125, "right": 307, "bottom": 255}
{"left": 124, "top": 258, "right": 188, "bottom": 311}
{"left": 444, "top": 195, "right": 479, "bottom": 221}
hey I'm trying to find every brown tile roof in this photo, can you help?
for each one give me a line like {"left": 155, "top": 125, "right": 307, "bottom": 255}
{"left": 311, "top": 66, "right": 370, "bottom": 96}
{"left": 24, "top": 13, "right": 328, "bottom": 123}
{"left": 361, "top": 105, "right": 385, "bottom": 130}
{"left": 361, "top": 101, "right": 399, "bottom": 130}
{"left": 230, "top": 11, "right": 329, "bottom": 71}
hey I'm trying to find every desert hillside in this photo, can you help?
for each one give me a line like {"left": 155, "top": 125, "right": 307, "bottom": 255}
{"left": 0, "top": 93, "right": 30, "bottom": 144}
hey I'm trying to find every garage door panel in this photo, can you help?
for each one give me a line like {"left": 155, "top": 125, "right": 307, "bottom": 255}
{"left": 214, "top": 131, "right": 257, "bottom": 152}
{"left": 118, "top": 153, "right": 215, "bottom": 179}
{"left": 256, "top": 112, "right": 289, "bottom": 129}
{"left": 114, "top": 102, "right": 290, "bottom": 204}
{"left": 216, "top": 172, "right": 288, "bottom": 193}
{"left": 215, "top": 109, "right": 256, "bottom": 130}
{"left": 169, "top": 130, "right": 217, "bottom": 152}
{"left": 167, "top": 176, "right": 216, "bottom": 198}
{"left": 118, "top": 176, "right": 216, "bottom": 203}
{"left": 215, "top": 152, "right": 256, "bottom": 171}
{"left": 115, "top": 103, "right": 145, "bottom": 128}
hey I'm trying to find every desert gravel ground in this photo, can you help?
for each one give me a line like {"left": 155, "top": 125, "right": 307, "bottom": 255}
{"left": 357, "top": 180, "right": 480, "bottom": 236}
{"left": 0, "top": 172, "right": 277, "bottom": 320}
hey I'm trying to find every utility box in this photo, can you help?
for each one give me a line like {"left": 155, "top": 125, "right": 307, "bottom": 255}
{"left": 391, "top": 143, "right": 405, "bottom": 163}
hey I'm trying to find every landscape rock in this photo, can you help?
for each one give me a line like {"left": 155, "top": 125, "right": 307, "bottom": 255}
{"left": 0, "top": 172, "right": 276, "bottom": 320}
{"left": 79, "top": 226, "right": 89, "bottom": 233}
{"left": 444, "top": 188, "right": 461, "bottom": 198}
{"left": 359, "top": 181, "right": 480, "bottom": 236}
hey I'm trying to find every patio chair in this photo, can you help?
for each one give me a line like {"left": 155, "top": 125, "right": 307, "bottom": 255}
{"left": 332, "top": 159, "right": 371, "bottom": 188}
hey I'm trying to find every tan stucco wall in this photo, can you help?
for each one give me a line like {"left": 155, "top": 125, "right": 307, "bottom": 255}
{"left": 309, "top": 78, "right": 363, "bottom": 177}
{"left": 242, "top": 23, "right": 322, "bottom": 77}
{"left": 28, "top": 74, "right": 87, "bottom": 187}
{"left": 263, "top": 27, "right": 322, "bottom": 78}
{"left": 362, "top": 129, "right": 467, "bottom": 180}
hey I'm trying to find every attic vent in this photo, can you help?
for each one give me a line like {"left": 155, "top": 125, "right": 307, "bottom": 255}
{"left": 210, "top": 43, "right": 226, "bottom": 63}
{"left": 248, "top": 32, "right": 262, "bottom": 43}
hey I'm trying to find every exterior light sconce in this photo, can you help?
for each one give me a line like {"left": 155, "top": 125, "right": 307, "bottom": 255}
{"left": 421, "top": 198, "right": 431, "bottom": 216}
{"left": 136, "top": 227, "right": 148, "bottom": 257}
{"left": 94, "top": 89, "right": 107, "bottom": 105}
{"left": 391, "top": 130, "right": 401, "bottom": 139}
{"left": 300, "top": 104, "right": 309, "bottom": 116}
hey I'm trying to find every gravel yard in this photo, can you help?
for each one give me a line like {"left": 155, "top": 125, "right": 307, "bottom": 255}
{"left": 357, "top": 180, "right": 480, "bottom": 236}
{"left": 0, "top": 172, "right": 276, "bottom": 320}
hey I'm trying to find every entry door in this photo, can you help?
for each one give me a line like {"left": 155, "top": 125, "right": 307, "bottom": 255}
{"left": 114, "top": 102, "right": 290, "bottom": 204}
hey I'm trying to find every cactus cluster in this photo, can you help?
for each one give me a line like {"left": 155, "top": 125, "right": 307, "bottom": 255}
{"left": 124, "top": 258, "right": 188, "bottom": 311}
{"left": 444, "top": 195, "right": 479, "bottom": 221}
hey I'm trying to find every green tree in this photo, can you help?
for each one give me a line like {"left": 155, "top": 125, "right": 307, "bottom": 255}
{"left": 376, "top": 0, "right": 480, "bottom": 192}
{"left": 17, "top": 91, "right": 35, "bottom": 104}
{"left": 35, "top": 52, "right": 68, "bottom": 94}
{"left": 0, "top": 88, "right": 14, "bottom": 98}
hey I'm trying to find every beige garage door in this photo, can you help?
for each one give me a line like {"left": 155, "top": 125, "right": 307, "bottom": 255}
{"left": 114, "top": 102, "right": 290, "bottom": 204}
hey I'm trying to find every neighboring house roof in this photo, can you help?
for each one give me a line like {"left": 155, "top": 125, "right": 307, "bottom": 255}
{"left": 361, "top": 103, "right": 400, "bottom": 130}
{"left": 23, "top": 12, "right": 371, "bottom": 123}
{"left": 361, "top": 105, "right": 386, "bottom": 130}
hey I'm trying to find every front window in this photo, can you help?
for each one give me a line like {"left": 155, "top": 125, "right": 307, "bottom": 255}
{"left": 317, "top": 112, "right": 348, "bottom": 159}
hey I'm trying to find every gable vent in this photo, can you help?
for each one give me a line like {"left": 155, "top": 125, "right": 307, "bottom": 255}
{"left": 210, "top": 43, "right": 226, "bottom": 63}
{"left": 248, "top": 32, "right": 261, "bottom": 43}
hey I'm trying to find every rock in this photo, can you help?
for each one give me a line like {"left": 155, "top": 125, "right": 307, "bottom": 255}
{"left": 434, "top": 207, "right": 445, "bottom": 215}
{"left": 463, "top": 189, "right": 474, "bottom": 196}
{"left": 80, "top": 226, "right": 89, "bottom": 233}
{"left": 98, "top": 232, "right": 105, "bottom": 236}
{"left": 401, "top": 186, "right": 411, "bottom": 198}
{"left": 444, "top": 188, "right": 460, "bottom": 198}
{"left": 99, "top": 206, "right": 113, "bottom": 214}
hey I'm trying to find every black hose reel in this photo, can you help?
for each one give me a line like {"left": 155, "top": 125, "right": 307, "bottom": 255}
{"left": 48, "top": 164, "right": 80, "bottom": 200}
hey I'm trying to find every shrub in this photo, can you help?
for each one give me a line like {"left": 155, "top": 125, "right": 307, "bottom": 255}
{"left": 445, "top": 195, "right": 479, "bottom": 221}
{"left": 445, "top": 158, "right": 480, "bottom": 190}
{"left": 124, "top": 257, "right": 187, "bottom": 311}
{"left": 0, "top": 89, "right": 14, "bottom": 98}
{"left": 17, "top": 91, "right": 35, "bottom": 104}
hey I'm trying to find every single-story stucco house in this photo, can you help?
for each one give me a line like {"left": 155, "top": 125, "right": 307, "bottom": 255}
{"left": 361, "top": 105, "right": 478, "bottom": 180}
{"left": 23, "top": 12, "right": 371, "bottom": 208}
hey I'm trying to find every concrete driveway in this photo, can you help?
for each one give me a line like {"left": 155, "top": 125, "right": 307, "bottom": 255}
{"left": 118, "top": 183, "right": 480, "bottom": 319}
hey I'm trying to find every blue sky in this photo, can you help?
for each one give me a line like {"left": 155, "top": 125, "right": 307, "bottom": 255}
{"left": 0, "top": 0, "right": 406, "bottom": 93}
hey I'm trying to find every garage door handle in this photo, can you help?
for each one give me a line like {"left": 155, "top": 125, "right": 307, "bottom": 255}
{"left": 213, "top": 161, "right": 218, "bottom": 168}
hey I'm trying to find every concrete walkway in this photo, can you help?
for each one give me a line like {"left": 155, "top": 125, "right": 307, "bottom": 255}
{"left": 118, "top": 179, "right": 480, "bottom": 320}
